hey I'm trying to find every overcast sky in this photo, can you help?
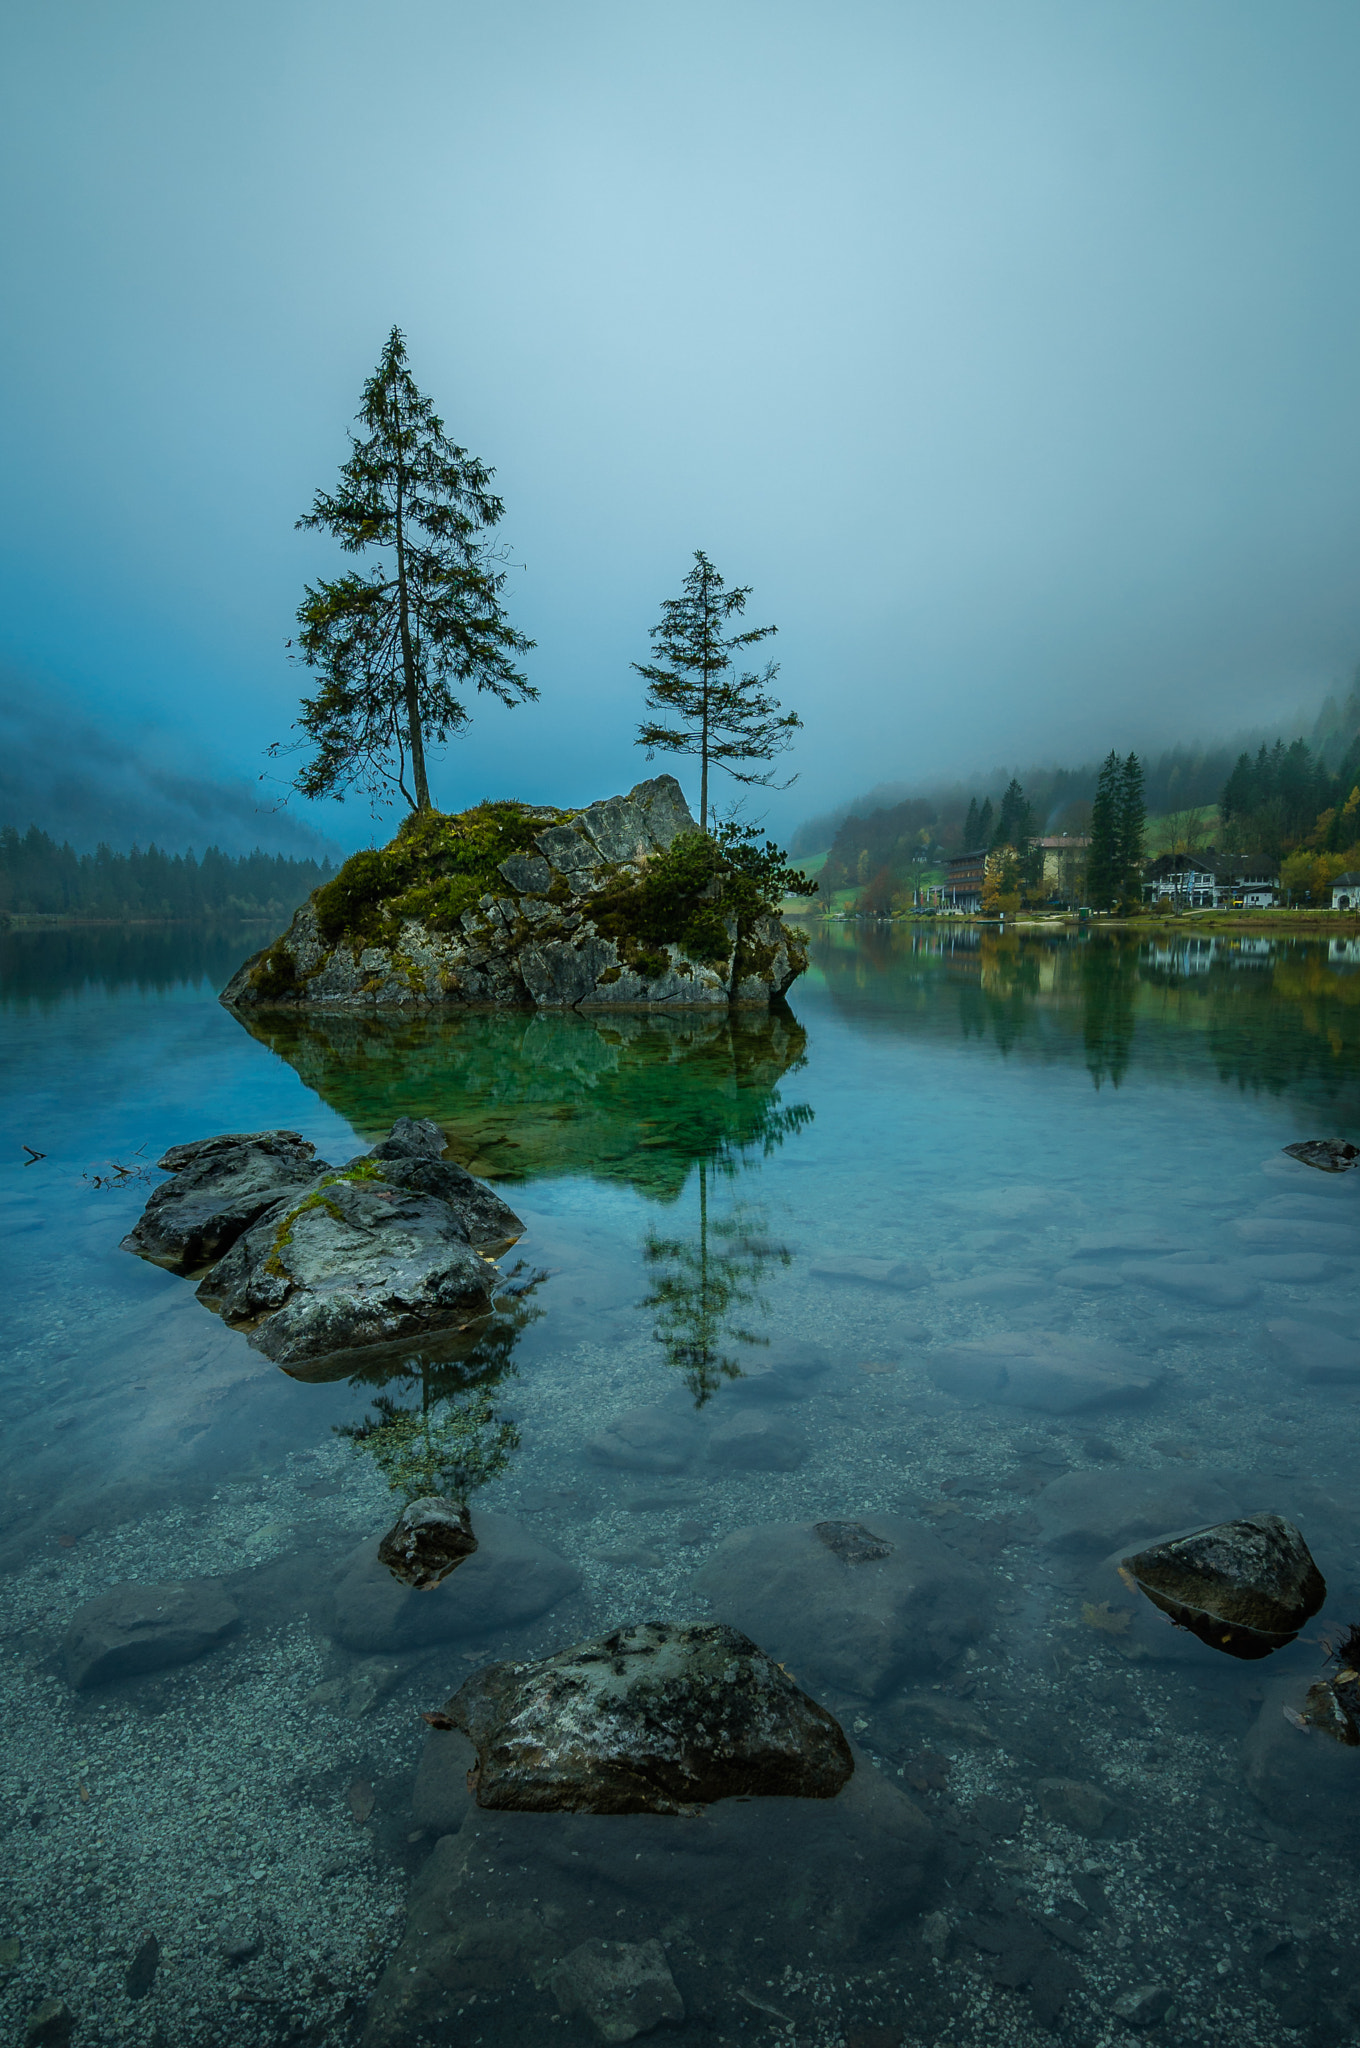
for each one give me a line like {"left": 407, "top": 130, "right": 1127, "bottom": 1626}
{"left": 4, "top": 0, "right": 1360, "bottom": 851}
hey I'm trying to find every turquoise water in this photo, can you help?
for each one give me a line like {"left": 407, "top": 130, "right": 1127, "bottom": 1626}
{"left": 3, "top": 923, "right": 1360, "bottom": 2047}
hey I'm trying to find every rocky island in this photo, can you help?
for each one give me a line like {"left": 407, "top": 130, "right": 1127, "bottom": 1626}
{"left": 221, "top": 775, "right": 807, "bottom": 1012}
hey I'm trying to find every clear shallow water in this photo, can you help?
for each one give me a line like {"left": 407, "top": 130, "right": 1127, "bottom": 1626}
{"left": 4, "top": 924, "right": 1360, "bottom": 2046}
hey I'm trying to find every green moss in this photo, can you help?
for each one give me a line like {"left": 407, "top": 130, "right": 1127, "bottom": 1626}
{"left": 311, "top": 801, "right": 575, "bottom": 951}
{"left": 249, "top": 940, "right": 301, "bottom": 1001}
{"left": 597, "top": 965, "right": 623, "bottom": 985}
{"left": 264, "top": 1159, "right": 391, "bottom": 1275}
{"left": 590, "top": 832, "right": 732, "bottom": 969}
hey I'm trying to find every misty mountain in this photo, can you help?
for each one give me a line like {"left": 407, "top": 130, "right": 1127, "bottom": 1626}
{"left": 0, "top": 678, "right": 340, "bottom": 860}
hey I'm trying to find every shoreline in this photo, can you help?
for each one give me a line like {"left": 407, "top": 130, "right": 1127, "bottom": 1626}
{"left": 786, "top": 907, "right": 1360, "bottom": 937}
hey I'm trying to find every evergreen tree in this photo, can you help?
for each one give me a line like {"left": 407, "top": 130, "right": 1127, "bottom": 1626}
{"left": 991, "top": 777, "right": 1033, "bottom": 850}
{"left": 1117, "top": 752, "right": 1145, "bottom": 903}
{"left": 634, "top": 551, "right": 801, "bottom": 831}
{"left": 963, "top": 798, "right": 980, "bottom": 847}
{"left": 1085, "top": 752, "right": 1121, "bottom": 909}
{"left": 976, "top": 797, "right": 994, "bottom": 847}
{"left": 284, "top": 327, "right": 535, "bottom": 812}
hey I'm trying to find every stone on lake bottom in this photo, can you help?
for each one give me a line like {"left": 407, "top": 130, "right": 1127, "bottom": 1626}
{"left": 705, "top": 1410, "right": 806, "bottom": 1470}
{"left": 62, "top": 1580, "right": 240, "bottom": 1690}
{"left": 809, "top": 1254, "right": 930, "bottom": 1291}
{"left": 1120, "top": 1512, "right": 1326, "bottom": 1659}
{"left": 24, "top": 2001, "right": 74, "bottom": 2048}
{"left": 693, "top": 1515, "right": 991, "bottom": 1699}
{"left": 1243, "top": 1673, "right": 1360, "bottom": 1826}
{"left": 1111, "top": 1982, "right": 1174, "bottom": 2027}
{"left": 586, "top": 1403, "right": 704, "bottom": 1472}
{"left": 549, "top": 1938, "right": 684, "bottom": 2043}
{"left": 1034, "top": 1469, "right": 1244, "bottom": 1557}
{"left": 359, "top": 1758, "right": 935, "bottom": 2047}
{"left": 1037, "top": 1777, "right": 1117, "bottom": 1835}
{"left": 376, "top": 1495, "right": 477, "bottom": 1590}
{"left": 1266, "top": 1317, "right": 1360, "bottom": 1383}
{"left": 330, "top": 1512, "right": 580, "bottom": 1653}
{"left": 929, "top": 1333, "right": 1163, "bottom": 1414}
{"left": 1119, "top": 1260, "right": 1260, "bottom": 1309}
{"left": 442, "top": 1621, "right": 853, "bottom": 1814}
{"left": 125, "top": 1933, "right": 160, "bottom": 2000}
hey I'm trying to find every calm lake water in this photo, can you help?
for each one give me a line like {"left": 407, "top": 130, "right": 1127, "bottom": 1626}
{"left": 3, "top": 921, "right": 1360, "bottom": 2048}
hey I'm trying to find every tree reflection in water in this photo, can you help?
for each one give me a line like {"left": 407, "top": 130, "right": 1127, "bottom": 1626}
{"left": 643, "top": 1160, "right": 791, "bottom": 1407}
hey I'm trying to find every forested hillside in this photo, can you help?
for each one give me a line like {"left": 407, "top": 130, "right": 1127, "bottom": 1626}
{"left": 0, "top": 825, "right": 335, "bottom": 922}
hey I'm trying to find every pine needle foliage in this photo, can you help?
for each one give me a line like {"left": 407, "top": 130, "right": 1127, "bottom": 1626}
{"left": 281, "top": 327, "right": 535, "bottom": 812}
{"left": 634, "top": 551, "right": 801, "bottom": 830}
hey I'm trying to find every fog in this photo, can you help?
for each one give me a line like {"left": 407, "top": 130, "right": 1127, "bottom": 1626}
{"left": 3, "top": 0, "right": 1359, "bottom": 850}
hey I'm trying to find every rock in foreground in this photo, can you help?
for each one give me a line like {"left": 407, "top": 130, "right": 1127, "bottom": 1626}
{"left": 549, "top": 1938, "right": 684, "bottom": 2043}
{"left": 331, "top": 1512, "right": 580, "bottom": 1652}
{"left": 125, "top": 1116, "right": 524, "bottom": 1368}
{"left": 220, "top": 778, "right": 806, "bottom": 1013}
{"left": 440, "top": 1621, "right": 854, "bottom": 1814}
{"left": 63, "top": 1580, "right": 240, "bottom": 1689}
{"left": 1120, "top": 1512, "right": 1326, "bottom": 1659}
{"left": 120, "top": 1130, "right": 329, "bottom": 1274}
{"left": 376, "top": 1496, "right": 477, "bottom": 1590}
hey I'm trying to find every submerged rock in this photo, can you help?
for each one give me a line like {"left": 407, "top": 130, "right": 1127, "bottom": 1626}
{"left": 693, "top": 1515, "right": 991, "bottom": 1698}
{"left": 1119, "top": 1512, "right": 1326, "bottom": 1659}
{"left": 1265, "top": 1317, "right": 1360, "bottom": 1384}
{"left": 376, "top": 1496, "right": 477, "bottom": 1590}
{"left": 929, "top": 1333, "right": 1163, "bottom": 1415}
{"left": 1243, "top": 1673, "right": 1360, "bottom": 1825}
{"left": 120, "top": 1129, "right": 328, "bottom": 1274}
{"left": 442, "top": 1621, "right": 853, "bottom": 1815}
{"left": 330, "top": 1512, "right": 580, "bottom": 1653}
{"left": 1283, "top": 1138, "right": 1360, "bottom": 1172}
{"left": 360, "top": 1760, "right": 934, "bottom": 2047}
{"left": 548, "top": 1939, "right": 684, "bottom": 2043}
{"left": 1035, "top": 1469, "right": 1244, "bottom": 1557}
{"left": 220, "top": 778, "right": 807, "bottom": 1013}
{"left": 63, "top": 1580, "right": 240, "bottom": 1689}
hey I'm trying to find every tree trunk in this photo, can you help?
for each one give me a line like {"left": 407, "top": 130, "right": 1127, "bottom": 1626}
{"left": 392, "top": 395, "right": 430, "bottom": 811}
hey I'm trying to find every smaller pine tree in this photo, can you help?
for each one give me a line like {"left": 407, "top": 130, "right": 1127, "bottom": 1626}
{"left": 963, "top": 798, "right": 981, "bottom": 847}
{"left": 1117, "top": 753, "right": 1146, "bottom": 905}
{"left": 977, "top": 797, "right": 994, "bottom": 847}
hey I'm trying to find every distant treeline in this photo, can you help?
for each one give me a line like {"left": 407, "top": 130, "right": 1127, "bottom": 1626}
{"left": 0, "top": 824, "right": 335, "bottom": 922}
{"left": 808, "top": 678, "right": 1360, "bottom": 902}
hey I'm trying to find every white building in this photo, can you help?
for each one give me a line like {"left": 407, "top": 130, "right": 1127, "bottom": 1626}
{"left": 1331, "top": 872, "right": 1360, "bottom": 911}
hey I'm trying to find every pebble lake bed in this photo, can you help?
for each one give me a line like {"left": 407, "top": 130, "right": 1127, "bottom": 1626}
{"left": 5, "top": 921, "right": 1360, "bottom": 2047}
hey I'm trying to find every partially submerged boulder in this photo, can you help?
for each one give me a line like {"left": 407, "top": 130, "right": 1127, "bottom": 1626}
{"left": 120, "top": 1129, "right": 328, "bottom": 1274}
{"left": 1283, "top": 1138, "right": 1360, "bottom": 1172}
{"left": 1119, "top": 1512, "right": 1326, "bottom": 1659}
{"left": 331, "top": 1512, "right": 580, "bottom": 1653}
{"left": 220, "top": 778, "right": 807, "bottom": 1013}
{"left": 124, "top": 1116, "right": 525, "bottom": 1368}
{"left": 376, "top": 1496, "right": 477, "bottom": 1590}
{"left": 441, "top": 1621, "right": 854, "bottom": 1814}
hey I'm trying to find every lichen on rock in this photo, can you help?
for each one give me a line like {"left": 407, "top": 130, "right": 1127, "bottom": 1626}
{"left": 220, "top": 776, "right": 808, "bottom": 1012}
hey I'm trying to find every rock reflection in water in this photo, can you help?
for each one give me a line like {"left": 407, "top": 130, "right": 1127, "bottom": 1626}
{"left": 232, "top": 1003, "right": 811, "bottom": 1198}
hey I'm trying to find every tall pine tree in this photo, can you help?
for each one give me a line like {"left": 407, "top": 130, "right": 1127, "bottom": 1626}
{"left": 1085, "top": 751, "right": 1121, "bottom": 910}
{"left": 963, "top": 797, "right": 981, "bottom": 847}
{"left": 284, "top": 327, "right": 535, "bottom": 812}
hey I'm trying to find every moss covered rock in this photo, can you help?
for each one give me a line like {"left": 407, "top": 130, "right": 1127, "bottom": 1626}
{"left": 221, "top": 776, "right": 807, "bottom": 1011}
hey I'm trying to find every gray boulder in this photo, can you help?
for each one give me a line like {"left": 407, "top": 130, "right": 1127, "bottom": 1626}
{"left": 121, "top": 1129, "right": 329, "bottom": 1274}
{"left": 220, "top": 777, "right": 807, "bottom": 1014}
{"left": 330, "top": 1512, "right": 580, "bottom": 1653}
{"left": 197, "top": 1173, "right": 503, "bottom": 1367}
{"left": 63, "top": 1580, "right": 239, "bottom": 1689}
{"left": 693, "top": 1515, "right": 991, "bottom": 1698}
{"left": 549, "top": 1938, "right": 683, "bottom": 2043}
{"left": 412, "top": 1725, "right": 479, "bottom": 1836}
{"left": 1120, "top": 1260, "right": 1260, "bottom": 1309}
{"left": 724, "top": 1337, "right": 830, "bottom": 1402}
{"left": 929, "top": 1333, "right": 1163, "bottom": 1414}
{"left": 1119, "top": 1512, "right": 1326, "bottom": 1659}
{"left": 443, "top": 1620, "right": 853, "bottom": 1814}
{"left": 1283, "top": 1138, "right": 1360, "bottom": 1172}
{"left": 586, "top": 1402, "right": 705, "bottom": 1473}
{"left": 705, "top": 1410, "right": 806, "bottom": 1470}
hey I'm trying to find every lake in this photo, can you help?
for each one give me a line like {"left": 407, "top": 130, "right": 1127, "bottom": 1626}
{"left": 3, "top": 920, "right": 1360, "bottom": 2048}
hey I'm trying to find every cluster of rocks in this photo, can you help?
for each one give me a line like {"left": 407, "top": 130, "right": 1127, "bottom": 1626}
{"left": 220, "top": 776, "right": 807, "bottom": 1012}
{"left": 121, "top": 1116, "right": 524, "bottom": 1367}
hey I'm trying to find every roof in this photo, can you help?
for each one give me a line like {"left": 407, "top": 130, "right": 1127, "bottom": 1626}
{"left": 1034, "top": 835, "right": 1090, "bottom": 849}
{"left": 1332, "top": 872, "right": 1360, "bottom": 887}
